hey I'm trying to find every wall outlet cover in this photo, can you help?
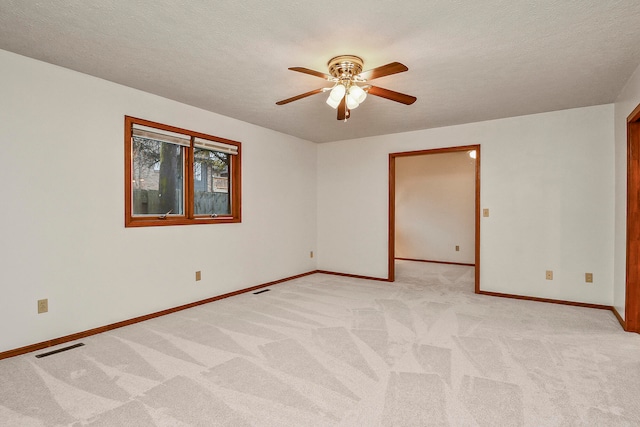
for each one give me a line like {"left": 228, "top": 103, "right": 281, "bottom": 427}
{"left": 37, "top": 299, "right": 48, "bottom": 314}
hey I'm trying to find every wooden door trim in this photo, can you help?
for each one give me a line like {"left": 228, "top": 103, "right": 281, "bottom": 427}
{"left": 625, "top": 104, "right": 640, "bottom": 332}
{"left": 388, "top": 145, "right": 481, "bottom": 293}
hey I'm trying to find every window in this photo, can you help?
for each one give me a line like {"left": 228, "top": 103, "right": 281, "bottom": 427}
{"left": 125, "top": 116, "right": 241, "bottom": 227}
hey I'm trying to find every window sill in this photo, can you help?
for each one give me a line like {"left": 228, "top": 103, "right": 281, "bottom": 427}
{"left": 125, "top": 216, "right": 241, "bottom": 227}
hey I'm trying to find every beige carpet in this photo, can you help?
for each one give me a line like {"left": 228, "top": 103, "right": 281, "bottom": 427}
{"left": 1, "top": 260, "right": 639, "bottom": 426}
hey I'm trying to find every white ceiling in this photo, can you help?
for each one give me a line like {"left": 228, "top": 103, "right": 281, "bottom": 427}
{"left": 2, "top": 1, "right": 640, "bottom": 143}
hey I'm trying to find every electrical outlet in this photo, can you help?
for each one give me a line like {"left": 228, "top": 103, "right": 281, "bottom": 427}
{"left": 37, "top": 299, "right": 48, "bottom": 314}
{"left": 195, "top": 271, "right": 201, "bottom": 281}
{"left": 455, "top": 245, "right": 460, "bottom": 251}
{"left": 310, "top": 251, "right": 314, "bottom": 258}
{"left": 585, "top": 273, "right": 593, "bottom": 283}
{"left": 546, "top": 270, "right": 553, "bottom": 280}
{"left": 483, "top": 208, "right": 490, "bottom": 217}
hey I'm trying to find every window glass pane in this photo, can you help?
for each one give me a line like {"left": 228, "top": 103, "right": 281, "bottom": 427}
{"left": 193, "top": 147, "right": 230, "bottom": 215}
{"left": 132, "top": 137, "right": 184, "bottom": 216}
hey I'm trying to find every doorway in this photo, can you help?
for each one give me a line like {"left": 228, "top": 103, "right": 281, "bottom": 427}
{"left": 388, "top": 145, "right": 481, "bottom": 292}
{"left": 626, "top": 104, "right": 640, "bottom": 332}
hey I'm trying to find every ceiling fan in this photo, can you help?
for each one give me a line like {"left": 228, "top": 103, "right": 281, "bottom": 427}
{"left": 276, "top": 55, "right": 417, "bottom": 121}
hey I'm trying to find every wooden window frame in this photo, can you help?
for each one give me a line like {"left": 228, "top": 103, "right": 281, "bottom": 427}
{"left": 124, "top": 116, "right": 242, "bottom": 227}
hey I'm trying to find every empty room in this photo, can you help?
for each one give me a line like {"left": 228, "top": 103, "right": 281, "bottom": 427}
{"left": 2, "top": 1, "right": 640, "bottom": 425}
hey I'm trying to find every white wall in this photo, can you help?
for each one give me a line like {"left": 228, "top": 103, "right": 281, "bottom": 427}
{"left": 613, "top": 63, "right": 640, "bottom": 319}
{"left": 0, "top": 50, "right": 317, "bottom": 353}
{"left": 318, "top": 105, "right": 615, "bottom": 305}
{"left": 395, "top": 152, "right": 475, "bottom": 264}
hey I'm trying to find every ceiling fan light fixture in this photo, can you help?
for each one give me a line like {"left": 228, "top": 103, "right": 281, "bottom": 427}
{"left": 326, "top": 96, "right": 341, "bottom": 109}
{"left": 276, "top": 55, "right": 416, "bottom": 121}
{"left": 349, "top": 85, "right": 367, "bottom": 103}
{"left": 329, "top": 84, "right": 346, "bottom": 101}
{"left": 346, "top": 95, "right": 360, "bottom": 109}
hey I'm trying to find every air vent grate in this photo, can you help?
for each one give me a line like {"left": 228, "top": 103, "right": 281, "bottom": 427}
{"left": 35, "top": 343, "right": 84, "bottom": 358}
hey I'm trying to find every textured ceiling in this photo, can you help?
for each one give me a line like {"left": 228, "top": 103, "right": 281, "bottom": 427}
{"left": 1, "top": 1, "right": 640, "bottom": 143}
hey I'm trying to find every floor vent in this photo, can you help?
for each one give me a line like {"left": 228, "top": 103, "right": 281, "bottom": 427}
{"left": 35, "top": 343, "right": 85, "bottom": 358}
{"left": 253, "top": 289, "right": 270, "bottom": 295}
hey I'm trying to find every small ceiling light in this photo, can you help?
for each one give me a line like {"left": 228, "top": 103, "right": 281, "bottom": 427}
{"left": 349, "top": 85, "right": 367, "bottom": 103}
{"left": 329, "top": 84, "right": 346, "bottom": 101}
{"left": 469, "top": 150, "right": 477, "bottom": 159}
{"left": 326, "top": 96, "right": 340, "bottom": 109}
{"left": 346, "top": 94, "right": 360, "bottom": 109}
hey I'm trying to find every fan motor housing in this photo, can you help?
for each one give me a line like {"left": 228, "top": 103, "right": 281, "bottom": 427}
{"left": 328, "top": 55, "right": 364, "bottom": 79}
